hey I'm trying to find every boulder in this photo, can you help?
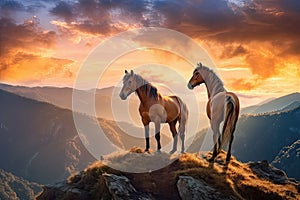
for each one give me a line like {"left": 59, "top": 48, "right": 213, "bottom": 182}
{"left": 177, "top": 176, "right": 235, "bottom": 200}
{"left": 103, "top": 173, "right": 153, "bottom": 200}
{"left": 36, "top": 181, "right": 88, "bottom": 200}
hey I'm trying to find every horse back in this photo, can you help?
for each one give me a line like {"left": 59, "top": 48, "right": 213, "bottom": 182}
{"left": 168, "top": 95, "right": 188, "bottom": 121}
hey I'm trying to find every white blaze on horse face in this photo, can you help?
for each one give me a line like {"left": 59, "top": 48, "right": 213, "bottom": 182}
{"left": 119, "top": 83, "right": 130, "bottom": 100}
{"left": 120, "top": 75, "right": 136, "bottom": 100}
{"left": 149, "top": 104, "right": 167, "bottom": 123}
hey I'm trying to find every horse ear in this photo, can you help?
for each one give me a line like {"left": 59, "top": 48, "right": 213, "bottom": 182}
{"left": 125, "top": 70, "right": 128, "bottom": 74}
{"left": 130, "top": 70, "right": 134, "bottom": 75}
{"left": 197, "top": 62, "right": 202, "bottom": 68}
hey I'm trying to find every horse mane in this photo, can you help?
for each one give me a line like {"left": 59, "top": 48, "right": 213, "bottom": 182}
{"left": 134, "top": 74, "right": 158, "bottom": 100}
{"left": 196, "top": 63, "right": 225, "bottom": 96}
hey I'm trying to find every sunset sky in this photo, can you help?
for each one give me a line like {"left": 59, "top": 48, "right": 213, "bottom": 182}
{"left": 0, "top": 0, "right": 299, "bottom": 107}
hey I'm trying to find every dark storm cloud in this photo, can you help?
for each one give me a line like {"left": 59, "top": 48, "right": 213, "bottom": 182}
{"left": 152, "top": 0, "right": 300, "bottom": 44}
{"left": 0, "top": 0, "right": 25, "bottom": 17}
{"left": 154, "top": 0, "right": 239, "bottom": 31}
{"left": 278, "top": 0, "right": 300, "bottom": 13}
{"left": 0, "top": 0, "right": 48, "bottom": 15}
{"left": 0, "top": 0, "right": 25, "bottom": 11}
{"left": 0, "top": 17, "right": 56, "bottom": 55}
{"left": 48, "top": 0, "right": 300, "bottom": 59}
{"left": 50, "top": 0, "right": 148, "bottom": 35}
{"left": 50, "top": 1, "right": 75, "bottom": 22}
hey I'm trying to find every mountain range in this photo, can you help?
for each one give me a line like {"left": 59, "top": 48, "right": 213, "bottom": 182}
{"left": 0, "top": 84, "right": 299, "bottom": 198}
{"left": 0, "top": 83, "right": 209, "bottom": 130}
{"left": 184, "top": 93, "right": 300, "bottom": 181}
{"left": 241, "top": 92, "right": 300, "bottom": 115}
{"left": 0, "top": 83, "right": 144, "bottom": 126}
{"left": 0, "top": 89, "right": 95, "bottom": 184}
{"left": 0, "top": 168, "right": 42, "bottom": 200}
{"left": 0, "top": 88, "right": 170, "bottom": 185}
{"left": 234, "top": 104, "right": 300, "bottom": 162}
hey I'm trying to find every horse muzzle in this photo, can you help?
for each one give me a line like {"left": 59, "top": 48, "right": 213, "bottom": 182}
{"left": 119, "top": 93, "right": 127, "bottom": 100}
{"left": 187, "top": 83, "right": 194, "bottom": 90}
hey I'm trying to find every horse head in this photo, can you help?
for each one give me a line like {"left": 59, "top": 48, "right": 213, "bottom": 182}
{"left": 119, "top": 69, "right": 137, "bottom": 100}
{"left": 187, "top": 62, "right": 205, "bottom": 89}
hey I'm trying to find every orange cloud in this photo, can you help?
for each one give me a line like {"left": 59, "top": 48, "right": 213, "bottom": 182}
{"left": 1, "top": 0, "right": 299, "bottom": 97}
{"left": 0, "top": 53, "right": 74, "bottom": 85}
{"left": 0, "top": 17, "right": 57, "bottom": 76}
{"left": 229, "top": 78, "right": 260, "bottom": 91}
{"left": 244, "top": 52, "right": 277, "bottom": 79}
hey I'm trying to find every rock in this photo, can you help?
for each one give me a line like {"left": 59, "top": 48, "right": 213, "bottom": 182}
{"left": 177, "top": 176, "right": 235, "bottom": 200}
{"left": 271, "top": 140, "right": 300, "bottom": 181}
{"left": 103, "top": 173, "right": 154, "bottom": 200}
{"left": 36, "top": 181, "right": 89, "bottom": 200}
{"left": 248, "top": 160, "right": 289, "bottom": 184}
{"left": 37, "top": 152, "right": 300, "bottom": 200}
{"left": 249, "top": 160, "right": 300, "bottom": 193}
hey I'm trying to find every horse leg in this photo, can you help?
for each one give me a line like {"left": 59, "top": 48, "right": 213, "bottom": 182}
{"left": 218, "top": 135, "right": 222, "bottom": 153}
{"left": 144, "top": 124, "right": 150, "bottom": 152}
{"left": 169, "top": 120, "right": 178, "bottom": 154}
{"left": 226, "top": 133, "right": 234, "bottom": 162}
{"left": 226, "top": 121, "right": 237, "bottom": 162}
{"left": 209, "top": 121, "right": 221, "bottom": 161}
{"left": 226, "top": 92, "right": 240, "bottom": 162}
{"left": 154, "top": 122, "right": 161, "bottom": 152}
{"left": 178, "top": 120, "right": 186, "bottom": 154}
{"left": 209, "top": 92, "right": 225, "bottom": 161}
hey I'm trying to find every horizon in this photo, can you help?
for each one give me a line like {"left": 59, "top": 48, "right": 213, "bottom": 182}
{"left": 0, "top": 82, "right": 299, "bottom": 109}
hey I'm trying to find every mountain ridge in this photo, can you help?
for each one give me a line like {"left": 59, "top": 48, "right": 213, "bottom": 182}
{"left": 36, "top": 148, "right": 300, "bottom": 200}
{"left": 241, "top": 92, "right": 300, "bottom": 115}
{"left": 0, "top": 168, "right": 42, "bottom": 200}
{"left": 0, "top": 89, "right": 172, "bottom": 184}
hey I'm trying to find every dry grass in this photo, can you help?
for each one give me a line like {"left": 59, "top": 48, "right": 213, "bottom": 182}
{"left": 64, "top": 147, "right": 299, "bottom": 200}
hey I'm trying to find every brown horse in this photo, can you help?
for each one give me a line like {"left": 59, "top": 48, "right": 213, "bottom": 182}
{"left": 187, "top": 63, "right": 240, "bottom": 162}
{"left": 119, "top": 70, "right": 188, "bottom": 153}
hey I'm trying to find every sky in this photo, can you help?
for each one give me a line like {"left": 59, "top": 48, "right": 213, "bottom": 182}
{"left": 0, "top": 0, "right": 299, "bottom": 107}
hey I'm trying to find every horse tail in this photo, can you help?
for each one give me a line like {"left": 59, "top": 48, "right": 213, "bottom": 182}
{"left": 221, "top": 94, "right": 239, "bottom": 149}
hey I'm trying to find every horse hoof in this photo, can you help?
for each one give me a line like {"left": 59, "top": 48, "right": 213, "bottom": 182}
{"left": 181, "top": 151, "right": 185, "bottom": 154}
{"left": 208, "top": 156, "right": 215, "bottom": 162}
{"left": 169, "top": 150, "right": 176, "bottom": 154}
{"left": 144, "top": 149, "right": 150, "bottom": 153}
{"left": 226, "top": 156, "right": 231, "bottom": 162}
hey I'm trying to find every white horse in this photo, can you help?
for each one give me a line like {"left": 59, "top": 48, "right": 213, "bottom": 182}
{"left": 188, "top": 63, "right": 240, "bottom": 162}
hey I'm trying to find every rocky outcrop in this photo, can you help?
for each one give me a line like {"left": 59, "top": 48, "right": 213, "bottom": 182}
{"left": 37, "top": 173, "right": 154, "bottom": 200}
{"left": 272, "top": 140, "right": 300, "bottom": 181}
{"left": 36, "top": 180, "right": 89, "bottom": 200}
{"left": 36, "top": 149, "right": 300, "bottom": 200}
{"left": 249, "top": 160, "right": 290, "bottom": 184}
{"left": 103, "top": 173, "right": 153, "bottom": 200}
{"left": 177, "top": 176, "right": 236, "bottom": 200}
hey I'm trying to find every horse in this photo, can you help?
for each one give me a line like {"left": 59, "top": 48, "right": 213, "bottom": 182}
{"left": 119, "top": 70, "right": 188, "bottom": 153}
{"left": 187, "top": 63, "right": 240, "bottom": 162}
